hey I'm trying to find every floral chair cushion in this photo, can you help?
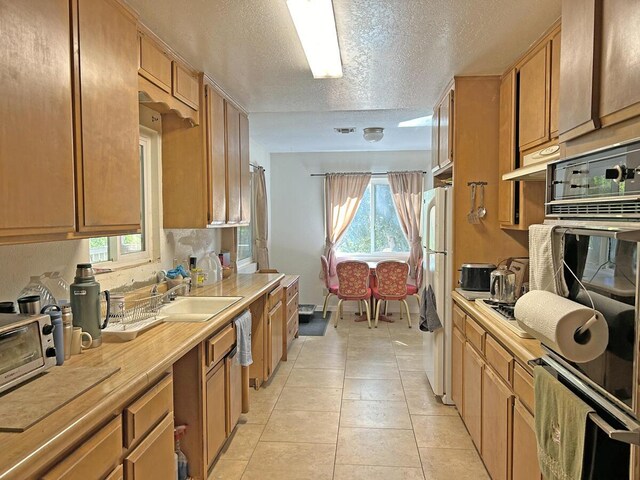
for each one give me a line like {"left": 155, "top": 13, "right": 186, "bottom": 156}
{"left": 336, "top": 261, "right": 370, "bottom": 298}
{"left": 376, "top": 261, "right": 409, "bottom": 297}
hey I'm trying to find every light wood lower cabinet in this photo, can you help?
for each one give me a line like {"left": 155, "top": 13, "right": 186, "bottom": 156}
{"left": 206, "top": 360, "right": 227, "bottom": 465}
{"left": 463, "top": 342, "right": 484, "bottom": 450}
{"left": 482, "top": 366, "right": 514, "bottom": 480}
{"left": 124, "top": 414, "right": 175, "bottom": 480}
{"left": 452, "top": 326, "right": 465, "bottom": 414}
{"left": 282, "top": 276, "right": 300, "bottom": 361}
{"left": 513, "top": 400, "right": 542, "bottom": 480}
{"left": 267, "top": 300, "right": 284, "bottom": 379}
{"left": 227, "top": 350, "right": 243, "bottom": 432}
{"left": 105, "top": 464, "right": 124, "bottom": 480}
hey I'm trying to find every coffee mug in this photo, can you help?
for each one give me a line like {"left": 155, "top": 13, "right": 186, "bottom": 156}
{"left": 109, "top": 294, "right": 126, "bottom": 318}
{"left": 71, "top": 327, "right": 93, "bottom": 355}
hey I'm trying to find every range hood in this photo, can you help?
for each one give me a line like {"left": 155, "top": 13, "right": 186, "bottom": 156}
{"left": 502, "top": 145, "right": 560, "bottom": 181}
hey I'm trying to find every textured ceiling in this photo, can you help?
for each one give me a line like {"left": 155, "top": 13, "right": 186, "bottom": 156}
{"left": 125, "top": 0, "right": 561, "bottom": 151}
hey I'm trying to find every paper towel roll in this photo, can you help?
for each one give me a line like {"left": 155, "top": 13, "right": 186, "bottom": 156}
{"left": 515, "top": 290, "right": 609, "bottom": 363}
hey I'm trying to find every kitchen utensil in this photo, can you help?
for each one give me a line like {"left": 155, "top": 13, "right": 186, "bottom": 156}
{"left": 71, "top": 327, "right": 92, "bottom": 354}
{"left": 109, "top": 294, "right": 125, "bottom": 319}
{"left": 476, "top": 184, "right": 487, "bottom": 219}
{"left": 459, "top": 264, "right": 496, "bottom": 291}
{"left": 0, "top": 302, "right": 15, "bottom": 313}
{"left": 61, "top": 305, "right": 73, "bottom": 361}
{"left": 490, "top": 265, "right": 517, "bottom": 304}
{"left": 467, "top": 184, "right": 478, "bottom": 224}
{"left": 70, "top": 263, "right": 110, "bottom": 348}
{"left": 17, "top": 295, "right": 41, "bottom": 314}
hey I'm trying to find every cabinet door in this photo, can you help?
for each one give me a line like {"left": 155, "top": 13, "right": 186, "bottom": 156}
{"left": 431, "top": 106, "right": 440, "bottom": 171}
{"left": 0, "top": 0, "right": 76, "bottom": 239}
{"left": 225, "top": 102, "right": 241, "bottom": 224}
{"left": 227, "top": 351, "right": 242, "bottom": 432}
{"left": 206, "top": 86, "right": 227, "bottom": 225}
{"left": 512, "top": 400, "right": 542, "bottom": 480}
{"left": 138, "top": 35, "right": 172, "bottom": 93}
{"left": 463, "top": 342, "right": 483, "bottom": 450}
{"left": 268, "top": 301, "right": 284, "bottom": 378}
{"left": 123, "top": 414, "right": 175, "bottom": 480}
{"left": 239, "top": 113, "right": 251, "bottom": 224}
{"left": 498, "top": 70, "right": 517, "bottom": 227}
{"left": 549, "top": 31, "right": 561, "bottom": 138}
{"left": 599, "top": 0, "right": 640, "bottom": 127}
{"left": 206, "top": 361, "right": 227, "bottom": 465}
{"left": 518, "top": 44, "right": 550, "bottom": 150}
{"left": 439, "top": 90, "right": 453, "bottom": 168}
{"left": 452, "top": 326, "right": 465, "bottom": 414}
{"left": 76, "top": 0, "right": 141, "bottom": 232}
{"left": 482, "top": 366, "right": 514, "bottom": 480}
{"left": 172, "top": 61, "right": 200, "bottom": 110}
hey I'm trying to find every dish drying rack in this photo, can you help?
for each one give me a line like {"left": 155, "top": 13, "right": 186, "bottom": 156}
{"left": 101, "top": 285, "right": 188, "bottom": 341}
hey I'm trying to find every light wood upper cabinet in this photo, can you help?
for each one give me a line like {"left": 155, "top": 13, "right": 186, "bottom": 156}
{"left": 482, "top": 366, "right": 514, "bottom": 480}
{"left": 0, "top": 0, "right": 76, "bottom": 239}
{"left": 498, "top": 70, "right": 518, "bottom": 227}
{"left": 512, "top": 400, "right": 542, "bottom": 480}
{"left": 138, "top": 34, "right": 172, "bottom": 93}
{"left": 550, "top": 31, "right": 561, "bottom": 138}
{"left": 452, "top": 326, "right": 465, "bottom": 414}
{"left": 438, "top": 90, "right": 453, "bottom": 169}
{"left": 207, "top": 85, "right": 227, "bottom": 225}
{"left": 240, "top": 113, "right": 251, "bottom": 224}
{"left": 173, "top": 61, "right": 200, "bottom": 111}
{"left": 463, "top": 342, "right": 484, "bottom": 450}
{"left": 518, "top": 44, "right": 550, "bottom": 150}
{"left": 225, "top": 102, "right": 242, "bottom": 224}
{"left": 431, "top": 106, "right": 440, "bottom": 171}
{"left": 75, "top": 0, "right": 140, "bottom": 232}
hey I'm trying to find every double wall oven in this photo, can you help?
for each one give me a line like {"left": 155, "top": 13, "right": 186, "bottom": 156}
{"left": 540, "top": 139, "right": 640, "bottom": 478}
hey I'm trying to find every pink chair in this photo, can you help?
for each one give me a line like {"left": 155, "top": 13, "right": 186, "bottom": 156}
{"left": 320, "top": 255, "right": 339, "bottom": 318}
{"left": 406, "top": 257, "right": 424, "bottom": 309}
{"left": 335, "top": 260, "right": 372, "bottom": 328}
{"left": 373, "top": 261, "right": 411, "bottom": 328}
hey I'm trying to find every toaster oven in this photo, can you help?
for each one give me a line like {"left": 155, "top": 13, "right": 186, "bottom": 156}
{"left": 0, "top": 314, "right": 56, "bottom": 394}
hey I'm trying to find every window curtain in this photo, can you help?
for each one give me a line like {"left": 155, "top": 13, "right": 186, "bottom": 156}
{"left": 253, "top": 166, "right": 270, "bottom": 270}
{"left": 388, "top": 171, "right": 424, "bottom": 278}
{"left": 323, "top": 173, "right": 371, "bottom": 277}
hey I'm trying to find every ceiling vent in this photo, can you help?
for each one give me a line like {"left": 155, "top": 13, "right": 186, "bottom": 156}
{"left": 334, "top": 127, "right": 356, "bottom": 134}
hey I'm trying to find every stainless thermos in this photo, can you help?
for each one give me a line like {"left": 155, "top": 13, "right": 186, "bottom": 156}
{"left": 70, "top": 263, "right": 110, "bottom": 348}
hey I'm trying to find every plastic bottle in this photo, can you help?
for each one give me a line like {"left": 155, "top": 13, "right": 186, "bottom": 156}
{"left": 42, "top": 305, "right": 64, "bottom": 365}
{"left": 174, "top": 425, "right": 188, "bottom": 480}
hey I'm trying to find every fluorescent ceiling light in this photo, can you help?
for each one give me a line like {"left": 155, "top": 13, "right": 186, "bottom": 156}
{"left": 287, "top": 0, "right": 343, "bottom": 79}
{"left": 398, "top": 115, "right": 432, "bottom": 128}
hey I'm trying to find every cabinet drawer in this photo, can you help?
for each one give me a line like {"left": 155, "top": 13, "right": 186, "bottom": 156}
{"left": 124, "top": 414, "right": 175, "bottom": 480}
{"left": 286, "top": 293, "right": 299, "bottom": 321}
{"left": 452, "top": 304, "right": 466, "bottom": 331}
{"left": 485, "top": 336, "right": 513, "bottom": 385}
{"left": 172, "top": 61, "right": 199, "bottom": 110}
{"left": 286, "top": 280, "right": 299, "bottom": 303}
{"left": 43, "top": 416, "right": 122, "bottom": 480}
{"left": 513, "top": 363, "right": 535, "bottom": 413}
{"left": 124, "top": 374, "right": 173, "bottom": 448}
{"left": 207, "top": 324, "right": 236, "bottom": 368}
{"left": 287, "top": 313, "right": 298, "bottom": 343}
{"left": 138, "top": 35, "right": 172, "bottom": 93}
{"left": 268, "top": 285, "right": 283, "bottom": 311}
{"left": 464, "top": 316, "right": 485, "bottom": 354}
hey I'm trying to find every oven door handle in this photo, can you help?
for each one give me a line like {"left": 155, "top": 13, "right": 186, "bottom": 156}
{"left": 588, "top": 412, "right": 640, "bottom": 446}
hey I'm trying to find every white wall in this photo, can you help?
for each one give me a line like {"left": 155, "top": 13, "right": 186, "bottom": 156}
{"left": 269, "top": 150, "right": 429, "bottom": 307}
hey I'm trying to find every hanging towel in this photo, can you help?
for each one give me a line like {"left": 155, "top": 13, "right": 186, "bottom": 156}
{"left": 529, "top": 224, "right": 569, "bottom": 297}
{"left": 419, "top": 285, "right": 442, "bottom": 332}
{"left": 234, "top": 310, "right": 253, "bottom": 367}
{"left": 534, "top": 366, "right": 594, "bottom": 480}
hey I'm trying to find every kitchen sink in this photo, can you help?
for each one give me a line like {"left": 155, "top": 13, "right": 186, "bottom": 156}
{"left": 161, "top": 296, "right": 242, "bottom": 322}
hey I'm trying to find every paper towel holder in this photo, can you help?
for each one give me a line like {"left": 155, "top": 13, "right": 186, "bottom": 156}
{"left": 573, "top": 313, "right": 599, "bottom": 345}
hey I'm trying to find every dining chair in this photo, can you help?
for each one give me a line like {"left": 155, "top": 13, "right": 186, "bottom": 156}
{"left": 406, "top": 258, "right": 424, "bottom": 309}
{"left": 373, "top": 260, "right": 412, "bottom": 328}
{"left": 335, "top": 260, "right": 372, "bottom": 328}
{"left": 320, "top": 255, "right": 339, "bottom": 318}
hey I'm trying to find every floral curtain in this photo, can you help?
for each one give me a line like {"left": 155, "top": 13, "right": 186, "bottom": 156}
{"left": 253, "top": 166, "right": 270, "bottom": 270}
{"left": 388, "top": 171, "right": 424, "bottom": 278}
{"left": 323, "top": 173, "right": 371, "bottom": 276}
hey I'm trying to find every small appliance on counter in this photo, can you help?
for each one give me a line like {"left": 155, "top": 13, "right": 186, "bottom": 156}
{"left": 459, "top": 263, "right": 495, "bottom": 291}
{"left": 490, "top": 265, "right": 516, "bottom": 304}
{"left": 0, "top": 313, "right": 57, "bottom": 394}
{"left": 70, "top": 263, "right": 110, "bottom": 348}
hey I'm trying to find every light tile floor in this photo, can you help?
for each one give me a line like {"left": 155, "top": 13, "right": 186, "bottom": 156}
{"left": 209, "top": 312, "right": 489, "bottom": 480}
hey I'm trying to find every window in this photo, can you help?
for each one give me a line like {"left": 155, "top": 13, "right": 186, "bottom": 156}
{"left": 88, "top": 130, "right": 154, "bottom": 266}
{"left": 237, "top": 174, "right": 254, "bottom": 265}
{"left": 337, "top": 178, "right": 409, "bottom": 256}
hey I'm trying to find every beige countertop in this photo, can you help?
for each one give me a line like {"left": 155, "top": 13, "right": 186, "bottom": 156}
{"left": 0, "top": 273, "right": 284, "bottom": 480}
{"left": 452, "top": 290, "right": 544, "bottom": 371}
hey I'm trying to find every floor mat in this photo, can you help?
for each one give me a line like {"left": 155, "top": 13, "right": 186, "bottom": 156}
{"left": 298, "top": 311, "right": 330, "bottom": 336}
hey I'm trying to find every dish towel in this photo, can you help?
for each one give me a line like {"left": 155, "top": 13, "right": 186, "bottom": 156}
{"left": 534, "top": 366, "right": 594, "bottom": 480}
{"left": 234, "top": 310, "right": 253, "bottom": 367}
{"left": 419, "top": 285, "right": 442, "bottom": 332}
{"left": 529, "top": 224, "right": 569, "bottom": 297}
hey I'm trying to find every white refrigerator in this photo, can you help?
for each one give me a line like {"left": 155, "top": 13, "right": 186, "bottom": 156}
{"left": 422, "top": 186, "right": 454, "bottom": 405}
